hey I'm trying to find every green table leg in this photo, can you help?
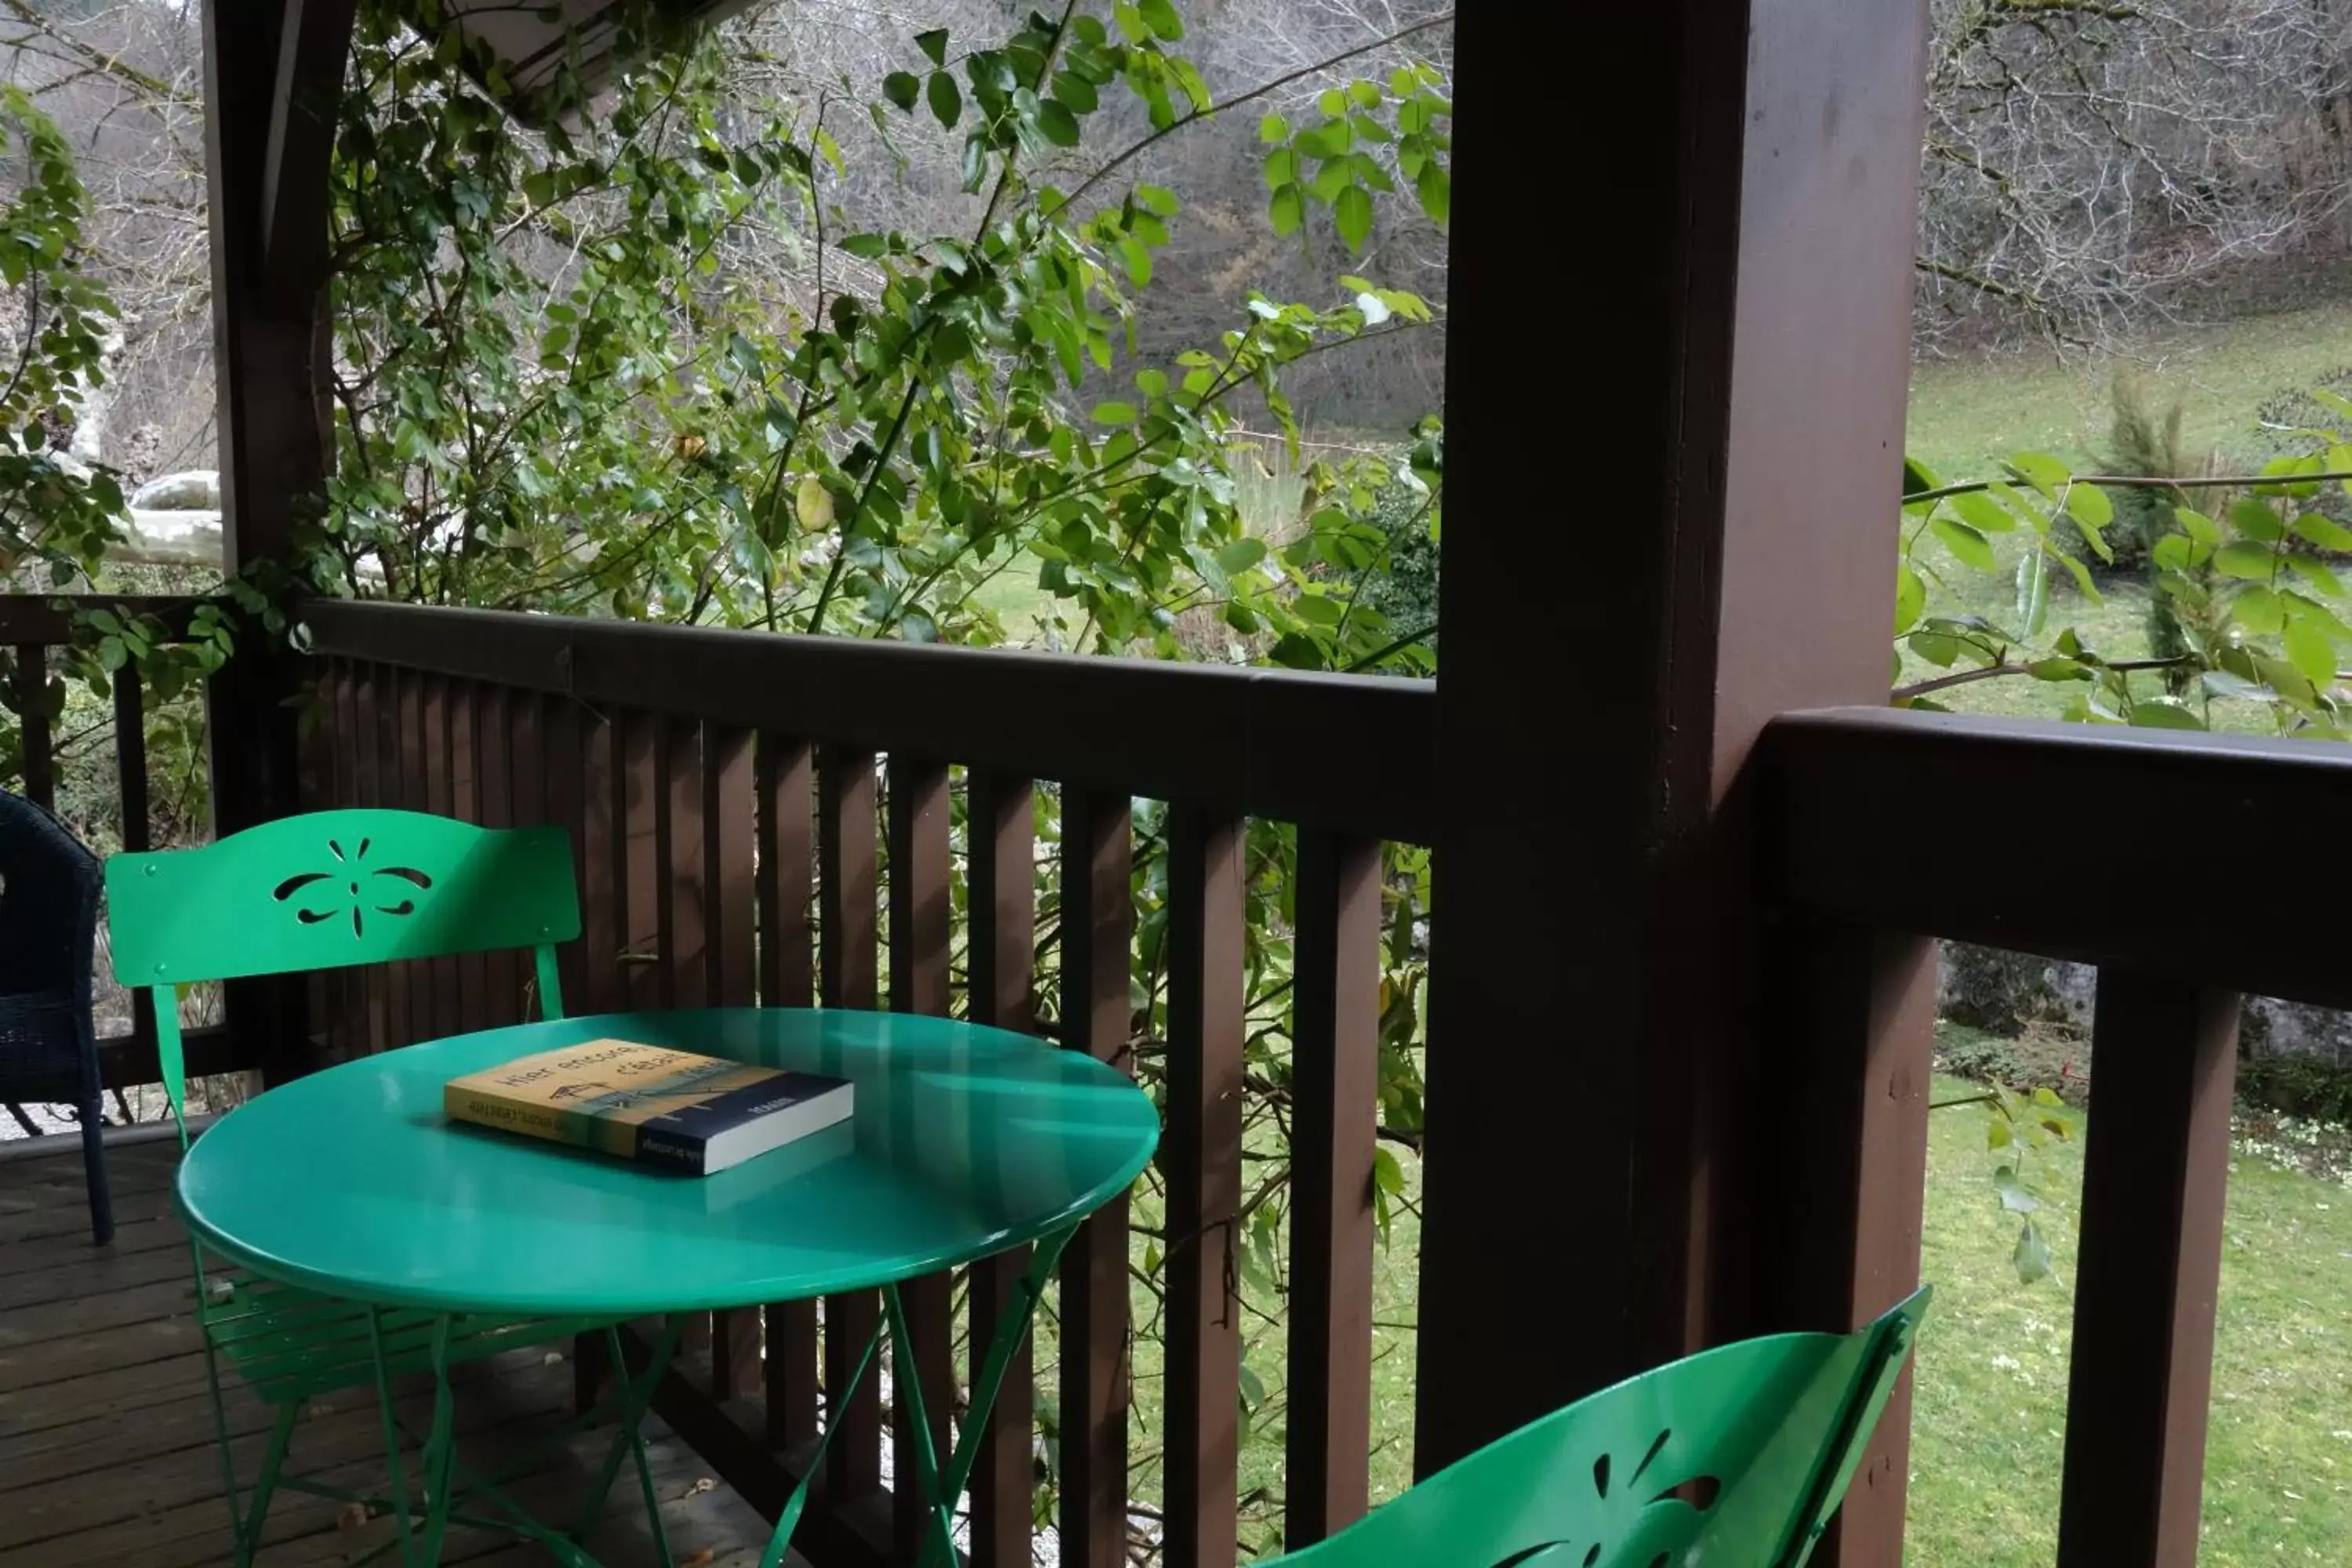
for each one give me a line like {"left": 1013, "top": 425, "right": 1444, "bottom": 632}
{"left": 761, "top": 1225, "right": 1078, "bottom": 1568}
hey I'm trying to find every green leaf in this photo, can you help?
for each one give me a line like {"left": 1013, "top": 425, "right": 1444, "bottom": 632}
{"left": 1894, "top": 565, "right": 1926, "bottom": 637}
{"left": 1052, "top": 71, "right": 1098, "bottom": 114}
{"left": 2129, "top": 699, "right": 2205, "bottom": 731}
{"left": 1216, "top": 538, "right": 1267, "bottom": 575}
{"left": 1902, "top": 456, "right": 1940, "bottom": 503}
{"left": 2007, "top": 452, "right": 2071, "bottom": 499}
{"left": 1268, "top": 184, "right": 1304, "bottom": 237}
{"left": 2065, "top": 485, "right": 2114, "bottom": 529}
{"left": 2292, "top": 511, "right": 2352, "bottom": 552}
{"left": 1035, "top": 99, "right": 1081, "bottom": 146}
{"left": 1137, "top": 0, "right": 1183, "bottom": 39}
{"left": 927, "top": 71, "right": 962, "bottom": 129}
{"left": 1259, "top": 112, "right": 1289, "bottom": 143}
{"left": 1262, "top": 147, "right": 1295, "bottom": 192}
{"left": 2177, "top": 507, "right": 2222, "bottom": 546}
{"left": 2234, "top": 586, "right": 2287, "bottom": 633}
{"left": 1372, "top": 1145, "right": 1405, "bottom": 1195}
{"left": 883, "top": 71, "right": 920, "bottom": 111}
{"left": 2230, "top": 497, "right": 2287, "bottom": 543}
{"left": 2288, "top": 554, "right": 2346, "bottom": 597}
{"left": 2215, "top": 541, "right": 2278, "bottom": 580}
{"left": 2015, "top": 550, "right": 2049, "bottom": 637}
{"left": 1952, "top": 491, "right": 2015, "bottom": 535}
{"left": 1414, "top": 159, "right": 1449, "bottom": 227}
{"left": 915, "top": 27, "right": 949, "bottom": 67}
{"left": 1334, "top": 185, "right": 1373, "bottom": 252}
{"left": 1987, "top": 1119, "right": 2013, "bottom": 1152}
{"left": 1931, "top": 516, "right": 1995, "bottom": 571}
{"left": 2286, "top": 615, "right": 2338, "bottom": 686}
{"left": 1091, "top": 401, "right": 1137, "bottom": 425}
{"left": 1994, "top": 1165, "right": 2040, "bottom": 1214}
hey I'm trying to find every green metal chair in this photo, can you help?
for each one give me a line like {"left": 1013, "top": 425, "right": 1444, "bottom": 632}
{"left": 106, "top": 808, "right": 655, "bottom": 1568}
{"left": 1267, "top": 1288, "right": 1930, "bottom": 1568}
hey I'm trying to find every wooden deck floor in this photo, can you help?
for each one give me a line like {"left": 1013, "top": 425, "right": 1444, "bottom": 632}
{"left": 1, "top": 1138, "right": 788, "bottom": 1567}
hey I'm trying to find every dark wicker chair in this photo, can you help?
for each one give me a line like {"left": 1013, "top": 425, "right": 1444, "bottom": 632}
{"left": 0, "top": 787, "right": 111, "bottom": 1243}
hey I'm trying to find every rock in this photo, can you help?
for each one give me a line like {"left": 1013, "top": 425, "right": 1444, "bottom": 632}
{"left": 2241, "top": 996, "right": 2352, "bottom": 1069}
{"left": 129, "top": 470, "right": 220, "bottom": 511}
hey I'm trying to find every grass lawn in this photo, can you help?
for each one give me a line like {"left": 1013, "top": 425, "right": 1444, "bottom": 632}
{"left": 1065, "top": 1077, "right": 2352, "bottom": 1561}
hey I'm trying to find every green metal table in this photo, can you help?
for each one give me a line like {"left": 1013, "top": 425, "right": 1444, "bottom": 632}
{"left": 176, "top": 1007, "right": 1160, "bottom": 1567}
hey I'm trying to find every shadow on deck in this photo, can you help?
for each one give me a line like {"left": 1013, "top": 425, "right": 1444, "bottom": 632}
{"left": 0, "top": 1138, "right": 791, "bottom": 1566}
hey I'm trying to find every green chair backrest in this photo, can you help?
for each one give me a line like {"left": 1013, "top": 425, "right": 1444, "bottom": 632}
{"left": 1269, "top": 1288, "right": 1930, "bottom": 1568}
{"left": 105, "top": 809, "right": 579, "bottom": 1140}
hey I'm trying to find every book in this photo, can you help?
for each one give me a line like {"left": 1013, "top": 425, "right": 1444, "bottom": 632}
{"left": 444, "top": 1038, "right": 854, "bottom": 1176}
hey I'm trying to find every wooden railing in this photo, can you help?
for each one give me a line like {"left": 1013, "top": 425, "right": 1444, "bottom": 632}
{"left": 1751, "top": 706, "right": 2336, "bottom": 1568}
{"left": 299, "top": 598, "right": 1436, "bottom": 1568}
{"left": 0, "top": 594, "right": 256, "bottom": 1093}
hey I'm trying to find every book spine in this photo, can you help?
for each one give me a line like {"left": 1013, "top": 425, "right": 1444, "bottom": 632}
{"left": 445, "top": 1083, "right": 572, "bottom": 1143}
{"left": 633, "top": 1127, "right": 709, "bottom": 1175}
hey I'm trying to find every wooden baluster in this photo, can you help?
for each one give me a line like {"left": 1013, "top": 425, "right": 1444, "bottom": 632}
{"left": 354, "top": 664, "right": 391, "bottom": 1056}
{"left": 14, "top": 644, "right": 52, "bottom": 808}
{"left": 2057, "top": 970, "right": 2239, "bottom": 1568}
{"left": 966, "top": 771, "right": 1036, "bottom": 1568}
{"left": 620, "top": 711, "right": 661, "bottom": 1013}
{"left": 386, "top": 667, "right": 418, "bottom": 1047}
{"left": 658, "top": 717, "right": 714, "bottom": 1363}
{"left": 575, "top": 703, "right": 621, "bottom": 1018}
{"left": 1751, "top": 918, "right": 1937, "bottom": 1567}
{"left": 448, "top": 681, "right": 486, "bottom": 1035}
{"left": 754, "top": 734, "right": 822, "bottom": 1446}
{"left": 1059, "top": 788, "right": 1134, "bottom": 1568}
{"left": 114, "top": 663, "right": 158, "bottom": 1069}
{"left": 1164, "top": 806, "right": 1245, "bottom": 1568}
{"left": 1285, "top": 830, "right": 1379, "bottom": 1548}
{"left": 474, "top": 684, "right": 520, "bottom": 1027}
{"left": 420, "top": 674, "right": 453, "bottom": 1038}
{"left": 819, "top": 746, "right": 883, "bottom": 1501}
{"left": 706, "top": 723, "right": 763, "bottom": 1398}
{"left": 326, "top": 662, "right": 363, "bottom": 1057}
{"left": 759, "top": 732, "right": 820, "bottom": 1451}
{"left": 887, "top": 757, "right": 955, "bottom": 1560}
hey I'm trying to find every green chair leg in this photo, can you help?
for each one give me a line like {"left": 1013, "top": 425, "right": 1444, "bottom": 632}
{"left": 238, "top": 1403, "right": 301, "bottom": 1564}
{"left": 884, "top": 1287, "right": 956, "bottom": 1568}
{"left": 760, "top": 1319, "right": 885, "bottom": 1568}
{"left": 367, "top": 1307, "right": 425, "bottom": 1568}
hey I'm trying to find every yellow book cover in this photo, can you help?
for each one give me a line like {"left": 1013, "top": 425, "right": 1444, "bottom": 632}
{"left": 444, "top": 1039, "right": 853, "bottom": 1175}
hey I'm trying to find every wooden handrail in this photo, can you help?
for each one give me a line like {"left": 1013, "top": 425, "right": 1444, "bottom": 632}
{"left": 301, "top": 598, "right": 1439, "bottom": 844}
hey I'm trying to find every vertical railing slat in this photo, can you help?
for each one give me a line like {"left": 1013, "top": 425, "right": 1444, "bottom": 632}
{"left": 706, "top": 723, "right": 763, "bottom": 1399}
{"left": 1059, "top": 787, "right": 1134, "bottom": 1568}
{"left": 448, "top": 681, "right": 486, "bottom": 1035}
{"left": 1284, "top": 830, "right": 1380, "bottom": 1548}
{"left": 966, "top": 771, "right": 1036, "bottom": 1568}
{"left": 619, "top": 711, "right": 660, "bottom": 1013}
{"left": 759, "top": 732, "right": 820, "bottom": 1450}
{"left": 387, "top": 667, "right": 419, "bottom": 1047}
{"left": 575, "top": 704, "right": 619, "bottom": 1018}
{"left": 818, "top": 745, "right": 884, "bottom": 1500}
{"left": 325, "top": 662, "right": 361, "bottom": 1058}
{"left": 1164, "top": 806, "right": 1245, "bottom": 1568}
{"left": 13, "top": 644, "right": 52, "bottom": 808}
{"left": 661, "top": 718, "right": 710, "bottom": 1011}
{"left": 420, "top": 674, "right": 453, "bottom": 1040}
{"left": 474, "top": 684, "right": 520, "bottom": 1027}
{"left": 2056, "top": 969, "right": 2239, "bottom": 1568}
{"left": 887, "top": 756, "right": 955, "bottom": 1560}
{"left": 354, "top": 664, "right": 390, "bottom": 1056}
{"left": 114, "top": 663, "right": 158, "bottom": 1069}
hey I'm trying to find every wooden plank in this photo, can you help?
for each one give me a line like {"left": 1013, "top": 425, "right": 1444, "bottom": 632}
{"left": 353, "top": 662, "right": 389, "bottom": 1054}
{"left": 660, "top": 717, "right": 709, "bottom": 1011}
{"left": 1163, "top": 806, "right": 1244, "bottom": 1568}
{"left": 450, "top": 680, "right": 488, "bottom": 1033}
{"left": 620, "top": 710, "right": 661, "bottom": 1012}
{"left": 1749, "top": 918, "right": 1937, "bottom": 1565}
{"left": 1285, "top": 830, "right": 1378, "bottom": 1547}
{"left": 574, "top": 700, "right": 622, "bottom": 1017}
{"left": 95, "top": 1023, "right": 254, "bottom": 1095}
{"left": 757, "top": 731, "right": 819, "bottom": 1450}
{"left": 2056, "top": 970, "right": 2239, "bottom": 1568}
{"left": 396, "top": 664, "right": 429, "bottom": 1043}
{"left": 303, "top": 599, "right": 1438, "bottom": 846}
{"left": 887, "top": 756, "right": 954, "bottom": 1558}
{"left": 422, "top": 673, "right": 458, "bottom": 1033}
{"left": 1058, "top": 787, "right": 1133, "bottom": 1568}
{"left": 114, "top": 664, "right": 160, "bottom": 1069}
{"left": 964, "top": 771, "right": 1036, "bottom": 1568}
{"left": 475, "top": 682, "right": 521, "bottom": 1026}
{"left": 706, "top": 723, "right": 761, "bottom": 1399}
{"left": 1763, "top": 708, "right": 2352, "bottom": 1011}
{"left": 506, "top": 691, "right": 547, "bottom": 1014}
{"left": 14, "top": 642, "right": 53, "bottom": 808}
{"left": 818, "top": 745, "right": 883, "bottom": 1501}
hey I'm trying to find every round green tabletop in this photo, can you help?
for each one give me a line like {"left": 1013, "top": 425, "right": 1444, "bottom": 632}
{"left": 176, "top": 1009, "right": 1160, "bottom": 1317}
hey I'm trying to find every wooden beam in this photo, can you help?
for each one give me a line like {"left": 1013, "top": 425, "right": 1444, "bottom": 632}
{"left": 1416, "top": 0, "right": 1936, "bottom": 1485}
{"left": 261, "top": 0, "right": 360, "bottom": 301}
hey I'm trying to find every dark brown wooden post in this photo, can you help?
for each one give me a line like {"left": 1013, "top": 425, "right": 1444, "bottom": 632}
{"left": 201, "top": 0, "right": 358, "bottom": 1083}
{"left": 1416, "top": 0, "right": 1936, "bottom": 1514}
{"left": 2057, "top": 971, "right": 2239, "bottom": 1568}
